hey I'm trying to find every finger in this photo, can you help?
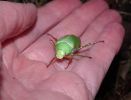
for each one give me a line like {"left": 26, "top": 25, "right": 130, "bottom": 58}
{"left": 0, "top": 1, "right": 37, "bottom": 41}
{"left": 81, "top": 9, "right": 122, "bottom": 45}
{"left": 72, "top": 22, "right": 125, "bottom": 97}
{"left": 14, "top": 0, "right": 81, "bottom": 52}
{"left": 48, "top": 0, "right": 109, "bottom": 38}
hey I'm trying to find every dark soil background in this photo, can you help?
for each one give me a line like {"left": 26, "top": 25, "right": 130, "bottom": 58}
{"left": 2, "top": 0, "right": 131, "bottom": 100}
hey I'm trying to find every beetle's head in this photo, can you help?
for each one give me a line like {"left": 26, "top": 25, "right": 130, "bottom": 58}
{"left": 56, "top": 50, "right": 65, "bottom": 59}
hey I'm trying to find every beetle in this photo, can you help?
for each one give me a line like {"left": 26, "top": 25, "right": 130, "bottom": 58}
{"left": 47, "top": 34, "right": 104, "bottom": 69}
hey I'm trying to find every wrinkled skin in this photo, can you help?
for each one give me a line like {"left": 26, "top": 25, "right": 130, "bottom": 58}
{"left": 0, "top": 0, "right": 125, "bottom": 100}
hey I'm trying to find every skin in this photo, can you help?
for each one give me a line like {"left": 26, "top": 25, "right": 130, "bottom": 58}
{"left": 0, "top": 0, "right": 124, "bottom": 100}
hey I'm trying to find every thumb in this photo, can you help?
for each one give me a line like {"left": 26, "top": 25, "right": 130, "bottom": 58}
{"left": 0, "top": 1, "right": 37, "bottom": 41}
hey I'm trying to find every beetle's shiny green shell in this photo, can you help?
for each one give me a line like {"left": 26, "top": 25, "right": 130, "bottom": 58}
{"left": 55, "top": 35, "right": 81, "bottom": 59}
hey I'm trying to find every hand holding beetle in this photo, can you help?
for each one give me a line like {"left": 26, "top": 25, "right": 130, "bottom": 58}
{"left": 0, "top": 0, "right": 124, "bottom": 100}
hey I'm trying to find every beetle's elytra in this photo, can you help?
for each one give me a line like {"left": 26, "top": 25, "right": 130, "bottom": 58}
{"left": 55, "top": 35, "right": 81, "bottom": 59}
{"left": 47, "top": 34, "right": 104, "bottom": 69}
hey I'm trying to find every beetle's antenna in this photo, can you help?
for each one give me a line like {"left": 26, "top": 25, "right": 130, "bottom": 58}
{"left": 79, "top": 40, "right": 104, "bottom": 50}
{"left": 47, "top": 57, "right": 57, "bottom": 68}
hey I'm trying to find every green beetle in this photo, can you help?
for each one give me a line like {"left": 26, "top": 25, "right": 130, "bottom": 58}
{"left": 47, "top": 34, "right": 104, "bottom": 69}
{"left": 55, "top": 35, "right": 81, "bottom": 59}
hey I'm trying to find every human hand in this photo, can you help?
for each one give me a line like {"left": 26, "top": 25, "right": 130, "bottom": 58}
{"left": 1, "top": 0, "right": 124, "bottom": 100}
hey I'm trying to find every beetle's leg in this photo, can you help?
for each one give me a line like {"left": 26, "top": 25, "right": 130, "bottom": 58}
{"left": 47, "top": 33, "right": 57, "bottom": 41}
{"left": 72, "top": 50, "right": 92, "bottom": 59}
{"left": 73, "top": 54, "right": 92, "bottom": 59}
{"left": 47, "top": 33, "right": 57, "bottom": 47}
{"left": 79, "top": 40, "right": 104, "bottom": 50}
{"left": 64, "top": 55, "right": 73, "bottom": 69}
{"left": 49, "top": 39, "right": 56, "bottom": 47}
{"left": 65, "top": 53, "right": 91, "bottom": 69}
{"left": 72, "top": 41, "right": 104, "bottom": 59}
{"left": 47, "top": 57, "right": 57, "bottom": 68}
{"left": 66, "top": 58, "right": 73, "bottom": 69}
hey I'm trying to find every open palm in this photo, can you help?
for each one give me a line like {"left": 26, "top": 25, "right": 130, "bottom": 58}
{"left": 1, "top": 0, "right": 124, "bottom": 100}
